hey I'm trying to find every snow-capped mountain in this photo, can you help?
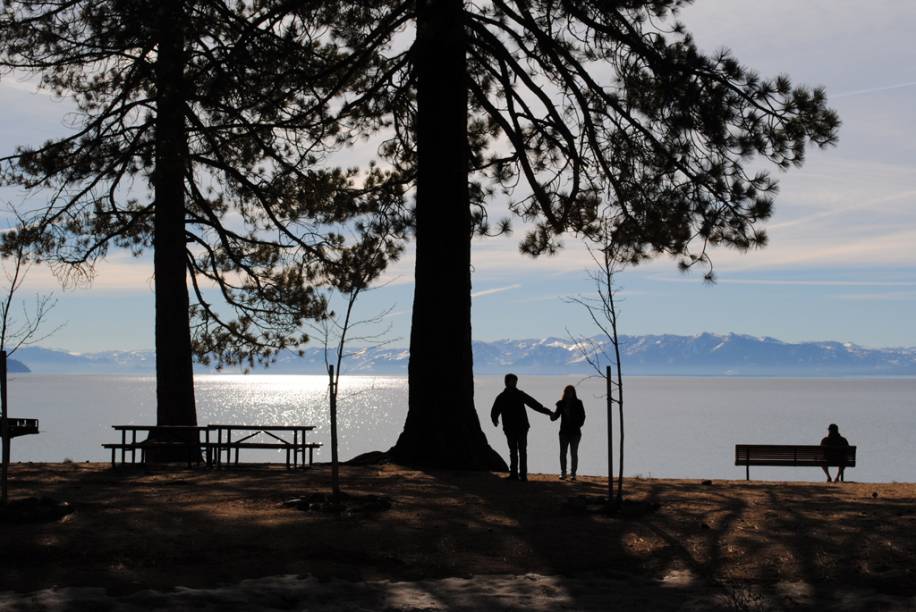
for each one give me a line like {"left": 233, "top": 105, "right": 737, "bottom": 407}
{"left": 13, "top": 333, "right": 916, "bottom": 376}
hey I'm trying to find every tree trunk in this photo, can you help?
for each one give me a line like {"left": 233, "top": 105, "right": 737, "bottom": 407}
{"left": 1, "top": 351, "right": 9, "bottom": 504}
{"left": 152, "top": 0, "right": 197, "bottom": 433}
{"left": 390, "top": 0, "right": 505, "bottom": 471}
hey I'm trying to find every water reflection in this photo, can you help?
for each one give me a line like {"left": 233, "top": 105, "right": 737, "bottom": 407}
{"left": 6, "top": 373, "right": 916, "bottom": 482}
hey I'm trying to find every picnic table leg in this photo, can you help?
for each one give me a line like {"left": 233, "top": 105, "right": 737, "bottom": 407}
{"left": 309, "top": 446, "right": 314, "bottom": 467}
{"left": 131, "top": 430, "right": 137, "bottom": 464}
{"left": 286, "top": 447, "right": 290, "bottom": 469}
{"left": 293, "top": 430, "right": 298, "bottom": 468}
{"left": 120, "top": 430, "right": 126, "bottom": 464}
{"left": 746, "top": 464, "right": 750, "bottom": 481}
{"left": 111, "top": 447, "right": 116, "bottom": 469}
{"left": 301, "top": 429, "right": 306, "bottom": 469}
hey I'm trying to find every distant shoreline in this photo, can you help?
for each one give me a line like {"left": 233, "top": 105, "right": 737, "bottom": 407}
{"left": 15, "top": 333, "right": 916, "bottom": 377}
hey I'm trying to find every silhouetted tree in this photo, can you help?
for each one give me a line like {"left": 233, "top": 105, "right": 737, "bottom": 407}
{"left": 322, "top": 0, "right": 839, "bottom": 469}
{"left": 568, "top": 239, "right": 627, "bottom": 509}
{"left": 0, "top": 1, "right": 406, "bottom": 431}
{"left": 0, "top": 216, "right": 62, "bottom": 504}
{"left": 315, "top": 217, "right": 404, "bottom": 496}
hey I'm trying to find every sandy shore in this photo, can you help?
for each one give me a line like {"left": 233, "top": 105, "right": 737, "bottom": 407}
{"left": 1, "top": 462, "right": 915, "bottom": 610}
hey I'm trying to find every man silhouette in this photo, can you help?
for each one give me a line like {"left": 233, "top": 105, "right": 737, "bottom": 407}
{"left": 491, "top": 373, "right": 551, "bottom": 481}
{"left": 820, "top": 423, "right": 851, "bottom": 483}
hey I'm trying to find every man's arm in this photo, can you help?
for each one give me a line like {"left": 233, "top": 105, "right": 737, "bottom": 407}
{"left": 522, "top": 392, "right": 551, "bottom": 416}
{"left": 490, "top": 396, "right": 501, "bottom": 427}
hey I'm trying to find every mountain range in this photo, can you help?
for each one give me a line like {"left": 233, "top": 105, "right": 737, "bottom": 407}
{"left": 11, "top": 333, "right": 916, "bottom": 376}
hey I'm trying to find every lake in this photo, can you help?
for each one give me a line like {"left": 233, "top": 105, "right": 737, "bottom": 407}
{"left": 5, "top": 374, "right": 915, "bottom": 482}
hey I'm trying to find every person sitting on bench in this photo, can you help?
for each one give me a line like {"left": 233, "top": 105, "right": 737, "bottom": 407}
{"left": 820, "top": 423, "right": 850, "bottom": 483}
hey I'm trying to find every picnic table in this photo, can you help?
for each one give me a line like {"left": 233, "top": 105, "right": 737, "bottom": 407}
{"left": 209, "top": 424, "right": 318, "bottom": 469}
{"left": 102, "top": 424, "right": 320, "bottom": 469}
{"left": 103, "top": 425, "right": 210, "bottom": 468}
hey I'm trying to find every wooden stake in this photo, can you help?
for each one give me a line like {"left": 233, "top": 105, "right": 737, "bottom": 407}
{"left": 328, "top": 364, "right": 339, "bottom": 495}
{"left": 606, "top": 364, "right": 613, "bottom": 503}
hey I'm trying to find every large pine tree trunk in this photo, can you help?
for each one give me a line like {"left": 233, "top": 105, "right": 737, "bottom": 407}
{"left": 152, "top": 0, "right": 197, "bottom": 431}
{"left": 390, "top": 0, "right": 506, "bottom": 471}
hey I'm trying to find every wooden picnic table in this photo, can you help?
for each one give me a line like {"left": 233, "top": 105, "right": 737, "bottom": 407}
{"left": 105, "top": 425, "right": 211, "bottom": 467}
{"left": 208, "top": 424, "right": 317, "bottom": 468}
{"left": 102, "top": 424, "right": 320, "bottom": 469}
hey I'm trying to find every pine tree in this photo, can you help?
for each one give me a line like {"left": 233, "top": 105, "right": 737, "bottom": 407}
{"left": 325, "top": 0, "right": 839, "bottom": 469}
{"left": 0, "top": 0, "right": 407, "bottom": 430}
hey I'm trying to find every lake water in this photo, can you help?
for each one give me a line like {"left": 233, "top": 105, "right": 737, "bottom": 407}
{"left": 5, "top": 374, "right": 915, "bottom": 482}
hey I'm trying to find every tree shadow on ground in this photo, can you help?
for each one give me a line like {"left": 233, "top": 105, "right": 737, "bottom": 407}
{"left": 2, "top": 463, "right": 916, "bottom": 610}
{"left": 422, "top": 470, "right": 916, "bottom": 610}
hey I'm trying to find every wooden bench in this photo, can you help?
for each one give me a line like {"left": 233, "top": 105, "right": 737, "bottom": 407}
{"left": 102, "top": 440, "right": 205, "bottom": 468}
{"left": 735, "top": 444, "right": 857, "bottom": 481}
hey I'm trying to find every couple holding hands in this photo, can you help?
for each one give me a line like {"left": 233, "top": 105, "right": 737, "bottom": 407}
{"left": 490, "top": 373, "right": 586, "bottom": 481}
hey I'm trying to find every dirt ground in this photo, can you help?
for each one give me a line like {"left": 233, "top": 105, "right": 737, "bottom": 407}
{"left": 1, "top": 462, "right": 915, "bottom": 610}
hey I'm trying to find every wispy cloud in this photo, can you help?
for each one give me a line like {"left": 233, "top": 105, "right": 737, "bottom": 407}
{"left": 471, "top": 284, "right": 522, "bottom": 299}
{"left": 834, "top": 291, "right": 916, "bottom": 302}
{"left": 650, "top": 276, "right": 916, "bottom": 288}
{"left": 0, "top": 76, "right": 45, "bottom": 95}
{"left": 6, "top": 254, "right": 155, "bottom": 292}
{"left": 832, "top": 81, "right": 916, "bottom": 99}
{"left": 765, "top": 188, "right": 916, "bottom": 233}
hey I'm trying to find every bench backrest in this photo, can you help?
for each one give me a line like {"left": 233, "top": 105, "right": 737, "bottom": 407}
{"left": 735, "top": 444, "right": 856, "bottom": 467}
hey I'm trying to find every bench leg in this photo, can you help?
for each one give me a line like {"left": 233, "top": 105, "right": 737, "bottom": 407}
{"left": 746, "top": 464, "right": 750, "bottom": 481}
{"left": 309, "top": 447, "right": 314, "bottom": 467}
{"left": 111, "top": 448, "right": 116, "bottom": 469}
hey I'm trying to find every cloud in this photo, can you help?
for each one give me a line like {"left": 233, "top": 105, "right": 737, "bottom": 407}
{"left": 832, "top": 81, "right": 916, "bottom": 99}
{"left": 833, "top": 291, "right": 916, "bottom": 302}
{"left": 650, "top": 276, "right": 916, "bottom": 288}
{"left": 4, "top": 254, "right": 155, "bottom": 293}
{"left": 764, "top": 188, "right": 916, "bottom": 233}
{"left": 471, "top": 284, "right": 522, "bottom": 299}
{"left": 0, "top": 76, "right": 45, "bottom": 95}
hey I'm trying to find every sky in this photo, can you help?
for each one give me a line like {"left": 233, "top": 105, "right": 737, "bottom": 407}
{"left": 1, "top": 0, "right": 915, "bottom": 353}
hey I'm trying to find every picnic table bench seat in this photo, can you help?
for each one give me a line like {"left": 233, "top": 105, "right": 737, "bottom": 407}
{"left": 102, "top": 440, "right": 204, "bottom": 468}
{"left": 214, "top": 441, "right": 322, "bottom": 467}
{"left": 735, "top": 444, "right": 856, "bottom": 481}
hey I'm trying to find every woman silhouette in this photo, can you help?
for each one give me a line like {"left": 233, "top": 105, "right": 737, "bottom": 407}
{"left": 552, "top": 385, "right": 586, "bottom": 480}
